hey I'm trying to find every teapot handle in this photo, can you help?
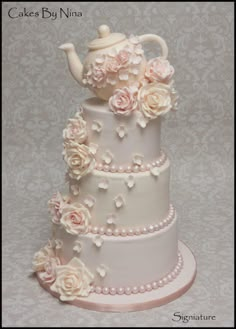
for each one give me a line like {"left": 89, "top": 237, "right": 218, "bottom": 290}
{"left": 138, "top": 34, "right": 168, "bottom": 59}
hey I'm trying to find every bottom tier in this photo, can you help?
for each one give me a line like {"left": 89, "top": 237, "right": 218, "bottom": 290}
{"left": 37, "top": 241, "right": 196, "bottom": 312}
{"left": 52, "top": 214, "right": 178, "bottom": 289}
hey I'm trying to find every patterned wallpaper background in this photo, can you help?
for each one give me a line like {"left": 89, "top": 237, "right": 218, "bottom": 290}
{"left": 2, "top": 2, "right": 234, "bottom": 327}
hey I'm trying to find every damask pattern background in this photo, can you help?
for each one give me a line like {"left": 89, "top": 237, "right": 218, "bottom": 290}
{"left": 2, "top": 2, "right": 234, "bottom": 327}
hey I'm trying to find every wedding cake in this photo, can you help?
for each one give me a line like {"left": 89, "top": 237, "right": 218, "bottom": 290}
{"left": 32, "top": 25, "right": 196, "bottom": 312}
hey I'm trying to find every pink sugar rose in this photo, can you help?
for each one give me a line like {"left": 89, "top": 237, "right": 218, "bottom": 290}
{"left": 43, "top": 257, "right": 61, "bottom": 284}
{"left": 48, "top": 192, "right": 69, "bottom": 225}
{"left": 105, "top": 58, "right": 121, "bottom": 73}
{"left": 117, "top": 49, "right": 131, "bottom": 66}
{"left": 109, "top": 87, "right": 138, "bottom": 116}
{"left": 86, "top": 65, "right": 107, "bottom": 88}
{"left": 60, "top": 203, "right": 91, "bottom": 235}
{"left": 63, "top": 115, "right": 87, "bottom": 144}
{"left": 145, "top": 57, "right": 174, "bottom": 83}
{"left": 32, "top": 244, "right": 55, "bottom": 272}
{"left": 93, "top": 66, "right": 106, "bottom": 82}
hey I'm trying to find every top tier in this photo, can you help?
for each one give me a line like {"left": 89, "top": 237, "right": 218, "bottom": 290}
{"left": 81, "top": 97, "right": 162, "bottom": 167}
{"left": 59, "top": 24, "right": 171, "bottom": 100}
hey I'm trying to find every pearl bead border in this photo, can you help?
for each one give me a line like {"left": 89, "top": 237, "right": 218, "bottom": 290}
{"left": 91, "top": 251, "right": 183, "bottom": 295}
{"left": 94, "top": 150, "right": 167, "bottom": 173}
{"left": 87, "top": 204, "right": 175, "bottom": 237}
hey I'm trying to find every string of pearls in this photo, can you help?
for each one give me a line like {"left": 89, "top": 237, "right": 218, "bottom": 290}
{"left": 87, "top": 204, "right": 175, "bottom": 236}
{"left": 95, "top": 151, "right": 167, "bottom": 173}
{"left": 91, "top": 251, "right": 183, "bottom": 295}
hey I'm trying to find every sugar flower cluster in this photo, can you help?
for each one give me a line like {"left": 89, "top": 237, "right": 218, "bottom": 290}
{"left": 48, "top": 192, "right": 91, "bottom": 235}
{"left": 83, "top": 36, "right": 144, "bottom": 89}
{"left": 96, "top": 35, "right": 179, "bottom": 122}
{"left": 33, "top": 240, "right": 94, "bottom": 301}
{"left": 33, "top": 190, "right": 95, "bottom": 300}
{"left": 109, "top": 55, "right": 178, "bottom": 121}
{"left": 62, "top": 112, "right": 95, "bottom": 180}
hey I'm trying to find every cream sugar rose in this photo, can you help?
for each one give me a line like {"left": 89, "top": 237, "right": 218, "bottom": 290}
{"left": 32, "top": 25, "right": 196, "bottom": 312}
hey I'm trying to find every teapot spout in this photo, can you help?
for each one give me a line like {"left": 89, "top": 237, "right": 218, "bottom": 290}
{"left": 59, "top": 43, "right": 84, "bottom": 87}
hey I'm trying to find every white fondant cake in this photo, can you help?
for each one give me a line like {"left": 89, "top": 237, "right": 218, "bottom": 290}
{"left": 33, "top": 25, "right": 196, "bottom": 311}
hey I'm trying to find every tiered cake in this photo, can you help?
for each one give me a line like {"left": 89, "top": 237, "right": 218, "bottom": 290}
{"left": 33, "top": 25, "right": 196, "bottom": 312}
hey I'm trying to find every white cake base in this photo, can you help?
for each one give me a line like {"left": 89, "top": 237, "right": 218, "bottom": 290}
{"left": 36, "top": 241, "right": 196, "bottom": 312}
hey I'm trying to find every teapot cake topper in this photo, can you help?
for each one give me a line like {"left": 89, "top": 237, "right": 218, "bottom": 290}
{"left": 59, "top": 24, "right": 170, "bottom": 101}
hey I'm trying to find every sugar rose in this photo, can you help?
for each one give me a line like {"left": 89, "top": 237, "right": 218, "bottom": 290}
{"left": 32, "top": 244, "right": 55, "bottom": 272}
{"left": 85, "top": 65, "right": 107, "bottom": 88}
{"left": 145, "top": 57, "right": 174, "bottom": 83}
{"left": 138, "top": 83, "right": 172, "bottom": 119}
{"left": 116, "top": 49, "right": 131, "bottom": 66}
{"left": 63, "top": 115, "right": 87, "bottom": 144}
{"left": 48, "top": 192, "right": 69, "bottom": 225}
{"left": 42, "top": 257, "right": 61, "bottom": 284}
{"left": 105, "top": 58, "right": 121, "bottom": 73}
{"left": 50, "top": 258, "right": 94, "bottom": 301}
{"left": 109, "top": 87, "right": 138, "bottom": 116}
{"left": 63, "top": 140, "right": 95, "bottom": 181}
{"left": 60, "top": 203, "right": 91, "bottom": 235}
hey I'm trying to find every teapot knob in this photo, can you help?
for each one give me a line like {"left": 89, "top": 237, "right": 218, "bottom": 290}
{"left": 98, "top": 25, "right": 110, "bottom": 38}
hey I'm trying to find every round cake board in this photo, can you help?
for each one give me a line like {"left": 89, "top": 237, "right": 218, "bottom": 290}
{"left": 37, "top": 240, "right": 196, "bottom": 312}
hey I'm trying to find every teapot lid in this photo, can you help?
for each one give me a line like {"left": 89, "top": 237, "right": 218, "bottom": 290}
{"left": 88, "top": 25, "right": 126, "bottom": 50}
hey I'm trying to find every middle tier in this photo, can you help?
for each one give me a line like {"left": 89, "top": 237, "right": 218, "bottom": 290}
{"left": 69, "top": 157, "right": 170, "bottom": 228}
